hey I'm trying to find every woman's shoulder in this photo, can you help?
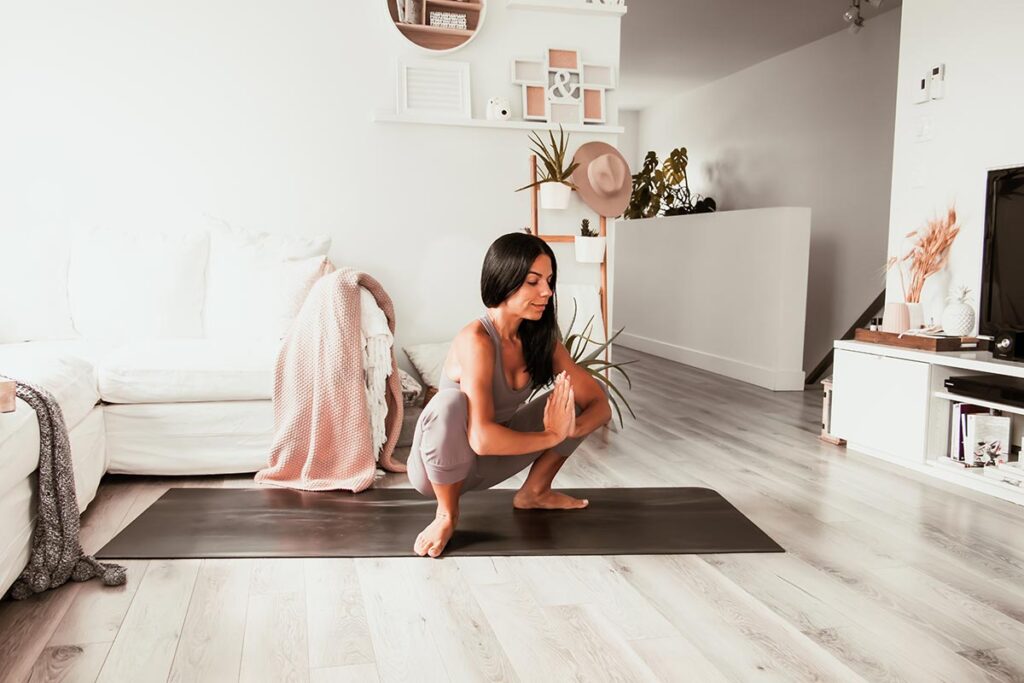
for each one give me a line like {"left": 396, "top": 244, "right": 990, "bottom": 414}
{"left": 449, "top": 319, "right": 492, "bottom": 360}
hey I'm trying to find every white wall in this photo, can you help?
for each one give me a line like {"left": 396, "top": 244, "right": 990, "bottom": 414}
{"left": 635, "top": 9, "right": 901, "bottom": 373}
{"left": 886, "top": 0, "right": 1024, "bottom": 318}
{"left": 618, "top": 109, "right": 641, "bottom": 172}
{"left": 614, "top": 208, "right": 811, "bottom": 391}
{"left": 0, "top": 1, "right": 621, "bottom": 370}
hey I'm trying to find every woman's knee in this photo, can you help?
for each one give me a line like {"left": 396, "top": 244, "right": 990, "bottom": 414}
{"left": 418, "top": 389, "right": 474, "bottom": 477}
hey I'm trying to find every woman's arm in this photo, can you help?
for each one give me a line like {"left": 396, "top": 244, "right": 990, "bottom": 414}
{"left": 460, "top": 331, "right": 562, "bottom": 456}
{"left": 551, "top": 341, "right": 613, "bottom": 439}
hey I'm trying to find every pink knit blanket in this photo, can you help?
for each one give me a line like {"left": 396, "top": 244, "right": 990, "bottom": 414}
{"left": 255, "top": 268, "right": 406, "bottom": 492}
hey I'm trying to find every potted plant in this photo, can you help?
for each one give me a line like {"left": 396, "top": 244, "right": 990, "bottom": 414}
{"left": 624, "top": 147, "right": 717, "bottom": 219}
{"left": 528, "top": 298, "right": 638, "bottom": 429}
{"left": 574, "top": 218, "right": 605, "bottom": 263}
{"left": 516, "top": 125, "right": 578, "bottom": 210}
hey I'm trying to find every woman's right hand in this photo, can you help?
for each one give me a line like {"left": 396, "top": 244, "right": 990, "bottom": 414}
{"left": 543, "top": 371, "right": 575, "bottom": 443}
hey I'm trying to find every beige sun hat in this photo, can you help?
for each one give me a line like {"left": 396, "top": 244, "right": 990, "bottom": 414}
{"left": 570, "top": 142, "right": 632, "bottom": 218}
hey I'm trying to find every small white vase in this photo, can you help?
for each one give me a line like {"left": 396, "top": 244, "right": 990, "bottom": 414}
{"left": 906, "top": 302, "right": 924, "bottom": 330}
{"left": 882, "top": 302, "right": 910, "bottom": 333}
{"left": 539, "top": 182, "right": 572, "bottom": 210}
{"left": 919, "top": 269, "right": 951, "bottom": 327}
{"left": 574, "top": 235, "right": 606, "bottom": 263}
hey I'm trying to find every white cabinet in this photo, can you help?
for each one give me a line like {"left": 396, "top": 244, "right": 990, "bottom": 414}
{"left": 831, "top": 348, "right": 931, "bottom": 464}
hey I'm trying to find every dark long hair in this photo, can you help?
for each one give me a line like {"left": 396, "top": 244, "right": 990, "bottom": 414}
{"left": 480, "top": 233, "right": 559, "bottom": 389}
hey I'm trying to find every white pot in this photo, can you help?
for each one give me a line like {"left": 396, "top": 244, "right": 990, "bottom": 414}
{"left": 539, "top": 182, "right": 572, "bottom": 210}
{"left": 920, "top": 269, "right": 950, "bottom": 327}
{"left": 906, "top": 302, "right": 924, "bottom": 330}
{"left": 574, "top": 235, "right": 606, "bottom": 263}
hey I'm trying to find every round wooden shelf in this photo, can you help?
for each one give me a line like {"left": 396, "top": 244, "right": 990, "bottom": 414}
{"left": 389, "top": 0, "right": 485, "bottom": 52}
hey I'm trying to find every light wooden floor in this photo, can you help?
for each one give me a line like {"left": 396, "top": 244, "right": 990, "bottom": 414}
{"left": 4, "top": 346, "right": 1024, "bottom": 682}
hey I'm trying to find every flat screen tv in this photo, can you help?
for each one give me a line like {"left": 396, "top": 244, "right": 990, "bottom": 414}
{"left": 980, "top": 165, "right": 1024, "bottom": 335}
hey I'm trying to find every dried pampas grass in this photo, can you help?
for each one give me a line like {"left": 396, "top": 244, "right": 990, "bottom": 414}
{"left": 886, "top": 206, "right": 960, "bottom": 303}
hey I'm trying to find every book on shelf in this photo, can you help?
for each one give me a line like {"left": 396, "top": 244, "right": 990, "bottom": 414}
{"left": 964, "top": 413, "right": 1012, "bottom": 465}
{"left": 949, "top": 403, "right": 993, "bottom": 461}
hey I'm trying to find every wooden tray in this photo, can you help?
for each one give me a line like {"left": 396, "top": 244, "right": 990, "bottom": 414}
{"left": 854, "top": 328, "right": 991, "bottom": 352}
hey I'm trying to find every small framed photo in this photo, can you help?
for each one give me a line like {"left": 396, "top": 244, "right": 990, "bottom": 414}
{"left": 397, "top": 59, "right": 472, "bottom": 119}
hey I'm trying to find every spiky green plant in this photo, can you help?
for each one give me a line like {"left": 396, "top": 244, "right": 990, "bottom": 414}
{"left": 515, "top": 125, "right": 580, "bottom": 192}
{"left": 579, "top": 218, "right": 598, "bottom": 237}
{"left": 528, "top": 298, "right": 638, "bottom": 428}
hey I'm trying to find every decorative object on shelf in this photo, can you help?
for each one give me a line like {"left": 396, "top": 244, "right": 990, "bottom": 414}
{"left": 942, "top": 284, "right": 976, "bottom": 336}
{"left": 397, "top": 60, "right": 472, "bottom": 119}
{"left": 429, "top": 10, "right": 468, "bottom": 29}
{"left": 396, "top": 0, "right": 422, "bottom": 24}
{"left": 511, "top": 48, "right": 615, "bottom": 124}
{"left": 919, "top": 266, "right": 950, "bottom": 327}
{"left": 624, "top": 147, "right": 717, "bottom": 219}
{"left": 885, "top": 205, "right": 961, "bottom": 319}
{"left": 571, "top": 141, "right": 631, "bottom": 218}
{"left": 853, "top": 328, "right": 989, "bottom": 352}
{"left": 906, "top": 302, "right": 925, "bottom": 331}
{"left": 574, "top": 218, "right": 605, "bottom": 263}
{"left": 388, "top": 0, "right": 484, "bottom": 51}
{"left": 485, "top": 96, "right": 511, "bottom": 120}
{"left": 881, "top": 301, "right": 910, "bottom": 334}
{"left": 515, "top": 125, "right": 578, "bottom": 209}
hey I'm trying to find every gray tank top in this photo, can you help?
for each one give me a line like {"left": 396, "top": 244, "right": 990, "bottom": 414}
{"left": 438, "top": 313, "right": 534, "bottom": 424}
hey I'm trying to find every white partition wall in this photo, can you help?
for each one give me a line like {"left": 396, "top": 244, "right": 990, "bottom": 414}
{"left": 612, "top": 207, "right": 811, "bottom": 391}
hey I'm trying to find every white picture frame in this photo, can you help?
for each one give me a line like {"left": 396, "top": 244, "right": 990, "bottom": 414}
{"left": 397, "top": 59, "right": 472, "bottom": 119}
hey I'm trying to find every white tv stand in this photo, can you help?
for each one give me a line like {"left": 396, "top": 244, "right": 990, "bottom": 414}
{"left": 831, "top": 339, "right": 1024, "bottom": 506}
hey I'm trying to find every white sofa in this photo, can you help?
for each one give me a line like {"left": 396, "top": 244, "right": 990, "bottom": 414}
{"left": 0, "top": 225, "right": 401, "bottom": 598}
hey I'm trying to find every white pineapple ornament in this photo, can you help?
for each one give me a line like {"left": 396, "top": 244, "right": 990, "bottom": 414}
{"left": 941, "top": 285, "right": 975, "bottom": 336}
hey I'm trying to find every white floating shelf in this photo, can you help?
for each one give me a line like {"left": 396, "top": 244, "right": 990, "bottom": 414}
{"left": 507, "top": 0, "right": 627, "bottom": 15}
{"left": 372, "top": 111, "right": 624, "bottom": 134}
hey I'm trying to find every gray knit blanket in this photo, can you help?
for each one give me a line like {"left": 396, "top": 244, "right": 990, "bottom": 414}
{"left": 2, "top": 375, "right": 125, "bottom": 601}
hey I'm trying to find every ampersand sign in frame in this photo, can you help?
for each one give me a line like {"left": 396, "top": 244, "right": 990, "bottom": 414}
{"left": 511, "top": 48, "right": 616, "bottom": 125}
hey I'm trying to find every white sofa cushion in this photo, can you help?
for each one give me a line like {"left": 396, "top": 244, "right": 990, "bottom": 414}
{"left": 204, "top": 225, "right": 331, "bottom": 340}
{"left": 68, "top": 228, "right": 208, "bottom": 340}
{"left": 0, "top": 346, "right": 100, "bottom": 493}
{"left": 105, "top": 401, "right": 272, "bottom": 475}
{"left": 98, "top": 339, "right": 281, "bottom": 403}
{"left": 0, "top": 232, "right": 77, "bottom": 343}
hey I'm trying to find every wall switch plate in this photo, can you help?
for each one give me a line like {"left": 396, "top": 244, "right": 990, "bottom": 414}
{"left": 914, "top": 72, "right": 930, "bottom": 103}
{"left": 930, "top": 63, "right": 946, "bottom": 99}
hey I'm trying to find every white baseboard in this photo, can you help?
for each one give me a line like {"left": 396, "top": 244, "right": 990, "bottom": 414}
{"left": 617, "top": 332, "right": 806, "bottom": 391}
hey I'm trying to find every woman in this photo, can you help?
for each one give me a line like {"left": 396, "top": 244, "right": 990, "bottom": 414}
{"left": 407, "top": 232, "right": 612, "bottom": 557}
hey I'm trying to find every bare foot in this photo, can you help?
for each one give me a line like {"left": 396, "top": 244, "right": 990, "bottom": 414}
{"left": 513, "top": 488, "right": 589, "bottom": 510}
{"left": 413, "top": 512, "right": 457, "bottom": 558}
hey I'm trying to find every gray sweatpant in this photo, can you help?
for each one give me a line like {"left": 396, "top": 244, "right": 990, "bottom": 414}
{"left": 406, "top": 384, "right": 608, "bottom": 498}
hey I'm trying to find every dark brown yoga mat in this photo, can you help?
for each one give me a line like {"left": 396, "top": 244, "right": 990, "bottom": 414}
{"left": 96, "top": 487, "right": 783, "bottom": 558}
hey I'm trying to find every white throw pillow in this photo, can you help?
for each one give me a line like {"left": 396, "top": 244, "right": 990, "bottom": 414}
{"left": 0, "top": 232, "right": 77, "bottom": 343}
{"left": 403, "top": 341, "right": 452, "bottom": 391}
{"left": 67, "top": 228, "right": 209, "bottom": 340}
{"left": 204, "top": 225, "right": 332, "bottom": 340}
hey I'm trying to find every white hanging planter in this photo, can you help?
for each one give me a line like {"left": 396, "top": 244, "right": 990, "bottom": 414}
{"left": 539, "top": 182, "right": 572, "bottom": 210}
{"left": 574, "top": 235, "right": 606, "bottom": 263}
